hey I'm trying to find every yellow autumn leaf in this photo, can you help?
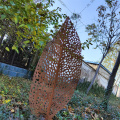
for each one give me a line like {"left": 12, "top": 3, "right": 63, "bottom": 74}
{"left": 16, "top": 31, "right": 20, "bottom": 37}
{"left": 33, "top": 31, "right": 36, "bottom": 35}
{"left": 24, "top": 25, "right": 28, "bottom": 28}
{"left": 25, "top": 102, "right": 27, "bottom": 105}
{"left": 3, "top": 99, "right": 11, "bottom": 104}
{"left": 14, "top": 13, "right": 18, "bottom": 16}
{"left": 28, "top": 19, "right": 31, "bottom": 23}
{"left": 36, "top": 23, "right": 40, "bottom": 26}
{"left": 2, "top": 91, "right": 4, "bottom": 94}
{"left": 5, "top": 47, "right": 10, "bottom": 51}
{"left": 21, "top": 48, "right": 23, "bottom": 51}
{"left": 14, "top": 16, "right": 18, "bottom": 24}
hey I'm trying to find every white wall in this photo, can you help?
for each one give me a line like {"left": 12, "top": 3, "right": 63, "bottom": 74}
{"left": 80, "top": 61, "right": 119, "bottom": 97}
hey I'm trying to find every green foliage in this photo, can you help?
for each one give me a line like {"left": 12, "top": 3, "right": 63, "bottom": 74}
{"left": 103, "top": 44, "right": 120, "bottom": 85}
{"left": 76, "top": 81, "right": 106, "bottom": 97}
{"left": 0, "top": 75, "right": 33, "bottom": 119}
{"left": 5, "top": 47, "right": 10, "bottom": 51}
{"left": 85, "top": 0, "right": 120, "bottom": 54}
{"left": 82, "top": 38, "right": 93, "bottom": 50}
{"left": 0, "top": 0, "right": 65, "bottom": 53}
{"left": 0, "top": 75, "right": 120, "bottom": 119}
{"left": 103, "top": 44, "right": 120, "bottom": 72}
{"left": 55, "top": 90, "right": 120, "bottom": 120}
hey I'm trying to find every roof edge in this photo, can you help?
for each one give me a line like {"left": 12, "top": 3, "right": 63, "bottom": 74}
{"left": 84, "top": 60, "right": 111, "bottom": 74}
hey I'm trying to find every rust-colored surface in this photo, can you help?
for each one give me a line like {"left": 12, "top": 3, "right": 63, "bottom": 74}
{"left": 29, "top": 17, "right": 82, "bottom": 119}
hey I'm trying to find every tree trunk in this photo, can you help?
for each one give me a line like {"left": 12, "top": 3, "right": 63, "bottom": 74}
{"left": 11, "top": 51, "right": 16, "bottom": 65}
{"left": 30, "top": 50, "right": 40, "bottom": 70}
{"left": 0, "top": 33, "right": 5, "bottom": 46}
{"left": 101, "top": 51, "right": 120, "bottom": 111}
{"left": 86, "top": 52, "right": 108, "bottom": 94}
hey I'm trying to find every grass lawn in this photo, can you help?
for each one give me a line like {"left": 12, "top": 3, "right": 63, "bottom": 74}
{"left": 0, "top": 74, "right": 120, "bottom": 120}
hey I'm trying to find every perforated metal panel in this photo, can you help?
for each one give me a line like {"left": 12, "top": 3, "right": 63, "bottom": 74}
{"left": 29, "top": 17, "right": 82, "bottom": 120}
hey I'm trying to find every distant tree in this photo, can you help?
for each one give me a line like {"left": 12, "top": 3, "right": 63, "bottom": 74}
{"left": 103, "top": 44, "right": 120, "bottom": 84}
{"left": 71, "top": 13, "right": 81, "bottom": 29}
{"left": 86, "top": 0, "right": 120, "bottom": 94}
{"left": 103, "top": 45, "right": 120, "bottom": 72}
{"left": 101, "top": 51, "right": 120, "bottom": 111}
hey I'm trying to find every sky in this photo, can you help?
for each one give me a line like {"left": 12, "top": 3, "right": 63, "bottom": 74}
{"left": 50, "top": 0, "right": 107, "bottom": 62}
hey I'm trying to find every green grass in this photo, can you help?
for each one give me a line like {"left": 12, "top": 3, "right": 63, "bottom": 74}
{"left": 0, "top": 75, "right": 120, "bottom": 120}
{"left": 0, "top": 75, "right": 34, "bottom": 119}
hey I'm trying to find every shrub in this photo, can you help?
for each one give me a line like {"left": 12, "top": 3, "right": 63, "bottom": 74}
{"left": 76, "top": 81, "right": 106, "bottom": 97}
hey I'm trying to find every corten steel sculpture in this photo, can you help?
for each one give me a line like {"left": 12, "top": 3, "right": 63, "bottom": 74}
{"left": 29, "top": 17, "right": 82, "bottom": 120}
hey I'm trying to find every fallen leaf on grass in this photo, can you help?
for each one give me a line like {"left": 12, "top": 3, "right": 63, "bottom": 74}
{"left": 0, "top": 100, "right": 2, "bottom": 104}
{"left": 118, "top": 105, "right": 120, "bottom": 109}
{"left": 93, "top": 108, "right": 100, "bottom": 114}
{"left": 91, "top": 113, "right": 99, "bottom": 119}
{"left": 100, "top": 116, "right": 103, "bottom": 120}
{"left": 73, "top": 118, "right": 77, "bottom": 120}
{"left": 68, "top": 105, "right": 75, "bottom": 115}
{"left": 11, "top": 109, "right": 15, "bottom": 113}
{"left": 3, "top": 99, "right": 11, "bottom": 104}
{"left": 16, "top": 101, "right": 22, "bottom": 105}
{"left": 85, "top": 107, "right": 91, "bottom": 114}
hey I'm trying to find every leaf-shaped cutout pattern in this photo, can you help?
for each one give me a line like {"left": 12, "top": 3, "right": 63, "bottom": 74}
{"left": 29, "top": 17, "right": 82, "bottom": 120}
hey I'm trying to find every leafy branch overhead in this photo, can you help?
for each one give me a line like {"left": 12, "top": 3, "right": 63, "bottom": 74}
{"left": 86, "top": 0, "right": 120, "bottom": 54}
{"left": 82, "top": 38, "right": 93, "bottom": 50}
{"left": 0, "top": 0, "right": 66, "bottom": 53}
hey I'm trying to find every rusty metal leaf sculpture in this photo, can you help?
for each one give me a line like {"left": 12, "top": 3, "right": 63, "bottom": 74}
{"left": 29, "top": 17, "right": 82, "bottom": 120}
